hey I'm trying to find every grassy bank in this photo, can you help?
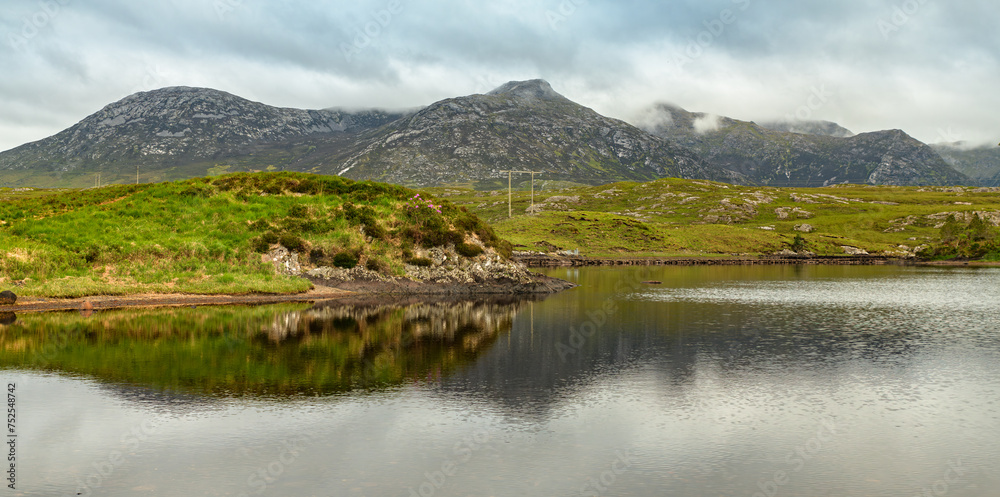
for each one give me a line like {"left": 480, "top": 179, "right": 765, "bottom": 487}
{"left": 430, "top": 178, "right": 1000, "bottom": 258}
{"left": 0, "top": 172, "right": 508, "bottom": 298}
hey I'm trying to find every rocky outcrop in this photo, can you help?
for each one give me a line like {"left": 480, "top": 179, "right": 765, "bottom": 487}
{"left": 841, "top": 246, "right": 869, "bottom": 255}
{"left": 262, "top": 246, "right": 301, "bottom": 275}
{"left": 299, "top": 245, "right": 573, "bottom": 294}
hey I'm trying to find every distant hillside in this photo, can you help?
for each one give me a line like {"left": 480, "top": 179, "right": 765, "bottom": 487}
{"left": 642, "top": 104, "right": 967, "bottom": 187}
{"left": 434, "top": 177, "right": 1000, "bottom": 259}
{"left": 932, "top": 143, "right": 1000, "bottom": 187}
{"left": 336, "top": 80, "right": 734, "bottom": 188}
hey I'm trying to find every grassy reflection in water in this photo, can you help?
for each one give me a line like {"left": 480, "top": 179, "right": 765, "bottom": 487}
{"left": 0, "top": 298, "right": 522, "bottom": 396}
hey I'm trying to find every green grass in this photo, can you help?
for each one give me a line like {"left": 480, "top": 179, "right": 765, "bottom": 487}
{"left": 0, "top": 172, "right": 508, "bottom": 297}
{"left": 430, "top": 178, "right": 1000, "bottom": 258}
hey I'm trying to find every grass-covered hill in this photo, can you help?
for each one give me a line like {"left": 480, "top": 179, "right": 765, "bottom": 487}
{"left": 0, "top": 172, "right": 509, "bottom": 298}
{"left": 431, "top": 179, "right": 1000, "bottom": 259}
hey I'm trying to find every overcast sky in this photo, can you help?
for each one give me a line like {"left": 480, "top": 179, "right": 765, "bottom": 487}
{"left": 1, "top": 0, "right": 996, "bottom": 152}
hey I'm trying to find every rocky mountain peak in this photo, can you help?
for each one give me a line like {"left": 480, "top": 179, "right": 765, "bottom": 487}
{"left": 89, "top": 86, "right": 261, "bottom": 129}
{"left": 486, "top": 79, "right": 568, "bottom": 102}
{"left": 0, "top": 86, "right": 401, "bottom": 180}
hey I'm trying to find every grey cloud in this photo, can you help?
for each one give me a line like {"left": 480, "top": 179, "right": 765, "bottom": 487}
{"left": 0, "top": 0, "right": 997, "bottom": 152}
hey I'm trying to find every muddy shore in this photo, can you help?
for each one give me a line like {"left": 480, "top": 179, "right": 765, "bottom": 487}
{"left": 0, "top": 285, "right": 352, "bottom": 314}
{"left": 0, "top": 272, "right": 577, "bottom": 315}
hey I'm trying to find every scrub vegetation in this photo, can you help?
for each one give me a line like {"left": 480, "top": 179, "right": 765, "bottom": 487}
{"left": 0, "top": 172, "right": 508, "bottom": 297}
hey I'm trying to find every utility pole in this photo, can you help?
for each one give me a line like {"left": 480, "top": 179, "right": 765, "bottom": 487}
{"left": 136, "top": 165, "right": 139, "bottom": 184}
{"left": 529, "top": 171, "right": 541, "bottom": 211}
{"left": 498, "top": 170, "right": 543, "bottom": 218}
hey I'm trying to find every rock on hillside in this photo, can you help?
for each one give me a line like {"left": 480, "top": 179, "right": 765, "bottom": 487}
{"left": 643, "top": 103, "right": 968, "bottom": 187}
{"left": 335, "top": 80, "right": 738, "bottom": 187}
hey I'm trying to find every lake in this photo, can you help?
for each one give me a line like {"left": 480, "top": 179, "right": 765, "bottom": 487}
{"left": 2, "top": 265, "right": 999, "bottom": 496}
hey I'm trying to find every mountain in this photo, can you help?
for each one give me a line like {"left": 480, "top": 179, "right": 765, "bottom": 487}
{"left": 0, "top": 87, "right": 400, "bottom": 185}
{"left": 335, "top": 80, "right": 733, "bottom": 187}
{"left": 642, "top": 103, "right": 968, "bottom": 186}
{"left": 0, "top": 81, "right": 972, "bottom": 188}
{"left": 931, "top": 143, "right": 1000, "bottom": 187}
{"left": 758, "top": 119, "right": 854, "bottom": 138}
{"left": 0, "top": 81, "right": 733, "bottom": 188}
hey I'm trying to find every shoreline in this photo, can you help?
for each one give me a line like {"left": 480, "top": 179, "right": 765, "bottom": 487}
{"left": 0, "top": 285, "right": 352, "bottom": 314}
{"left": 0, "top": 271, "right": 578, "bottom": 315}
{"left": 3, "top": 256, "right": 998, "bottom": 315}
{"left": 514, "top": 253, "right": 1000, "bottom": 268}
{"left": 512, "top": 254, "right": 901, "bottom": 267}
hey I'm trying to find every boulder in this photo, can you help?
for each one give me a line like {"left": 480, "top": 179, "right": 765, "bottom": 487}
{"left": 794, "top": 224, "right": 815, "bottom": 233}
{"left": 0, "top": 291, "right": 15, "bottom": 305}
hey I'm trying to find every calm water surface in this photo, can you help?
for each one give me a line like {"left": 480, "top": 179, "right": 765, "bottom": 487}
{"left": 2, "top": 265, "right": 999, "bottom": 496}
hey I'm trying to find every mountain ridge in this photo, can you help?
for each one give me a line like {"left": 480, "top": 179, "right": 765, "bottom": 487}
{"left": 641, "top": 103, "right": 966, "bottom": 186}
{"left": 0, "top": 80, "right": 972, "bottom": 188}
{"left": 333, "top": 80, "right": 735, "bottom": 187}
{"left": 0, "top": 86, "right": 402, "bottom": 185}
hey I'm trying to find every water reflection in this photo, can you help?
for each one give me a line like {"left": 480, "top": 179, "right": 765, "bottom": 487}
{"left": 0, "top": 296, "right": 536, "bottom": 396}
{"left": 2, "top": 266, "right": 1000, "bottom": 496}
